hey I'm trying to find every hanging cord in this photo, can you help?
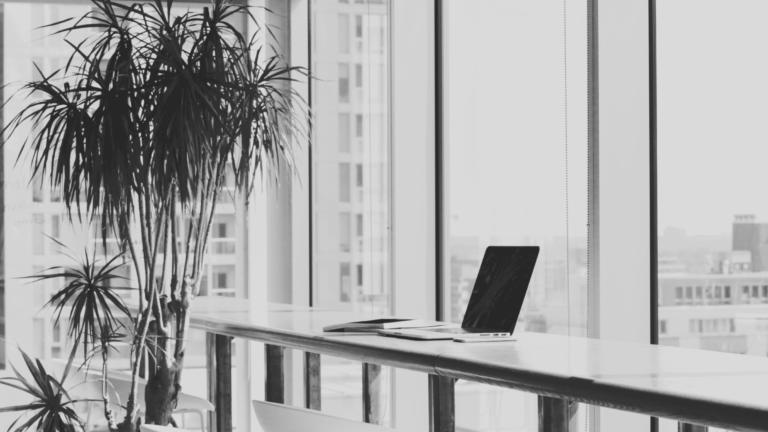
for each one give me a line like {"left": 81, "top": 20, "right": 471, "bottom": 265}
{"left": 564, "top": 0, "right": 571, "bottom": 339}
{"left": 367, "top": 5, "right": 392, "bottom": 423}
{"left": 584, "top": 0, "right": 591, "bottom": 429}
{"left": 367, "top": 0, "right": 374, "bottom": 315}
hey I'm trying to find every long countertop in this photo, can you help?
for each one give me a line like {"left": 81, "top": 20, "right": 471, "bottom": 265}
{"left": 189, "top": 297, "right": 768, "bottom": 432}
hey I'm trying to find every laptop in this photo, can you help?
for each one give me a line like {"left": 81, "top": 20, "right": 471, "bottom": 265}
{"left": 378, "top": 246, "right": 539, "bottom": 340}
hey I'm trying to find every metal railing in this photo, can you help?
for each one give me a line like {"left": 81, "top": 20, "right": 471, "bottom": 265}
{"left": 201, "top": 333, "right": 717, "bottom": 432}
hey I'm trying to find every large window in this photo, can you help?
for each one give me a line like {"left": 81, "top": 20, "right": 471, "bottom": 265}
{"left": 443, "top": 1, "right": 588, "bottom": 430}
{"left": 657, "top": 2, "right": 768, "bottom": 431}
{"left": 311, "top": 0, "right": 391, "bottom": 423}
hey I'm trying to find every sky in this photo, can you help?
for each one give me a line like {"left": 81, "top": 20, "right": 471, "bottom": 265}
{"left": 657, "top": 0, "right": 768, "bottom": 235}
{"left": 447, "top": 0, "right": 768, "bottom": 240}
{"left": 445, "top": 0, "right": 588, "bottom": 242}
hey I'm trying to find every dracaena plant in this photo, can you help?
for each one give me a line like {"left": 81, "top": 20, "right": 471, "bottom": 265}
{"left": 1, "top": 0, "right": 308, "bottom": 431}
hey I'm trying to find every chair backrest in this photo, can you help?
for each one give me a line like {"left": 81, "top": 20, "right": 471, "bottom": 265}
{"left": 40, "top": 359, "right": 103, "bottom": 400}
{"left": 140, "top": 424, "right": 185, "bottom": 432}
{"left": 252, "top": 400, "right": 392, "bottom": 432}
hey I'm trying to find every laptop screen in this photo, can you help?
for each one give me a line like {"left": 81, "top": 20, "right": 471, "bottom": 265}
{"left": 461, "top": 246, "right": 540, "bottom": 332}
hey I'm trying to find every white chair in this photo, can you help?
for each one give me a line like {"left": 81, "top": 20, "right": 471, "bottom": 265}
{"left": 252, "top": 400, "right": 393, "bottom": 432}
{"left": 43, "top": 360, "right": 213, "bottom": 432}
{"left": 141, "top": 425, "right": 184, "bottom": 432}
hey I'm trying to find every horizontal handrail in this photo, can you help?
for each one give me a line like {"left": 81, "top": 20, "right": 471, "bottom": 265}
{"left": 190, "top": 303, "right": 768, "bottom": 432}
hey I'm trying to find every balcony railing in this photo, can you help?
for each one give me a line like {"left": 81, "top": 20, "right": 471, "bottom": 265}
{"left": 210, "top": 239, "right": 235, "bottom": 255}
{"left": 193, "top": 299, "right": 768, "bottom": 432}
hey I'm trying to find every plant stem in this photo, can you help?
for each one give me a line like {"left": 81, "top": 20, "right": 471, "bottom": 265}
{"left": 124, "top": 288, "right": 155, "bottom": 425}
{"left": 101, "top": 347, "right": 118, "bottom": 431}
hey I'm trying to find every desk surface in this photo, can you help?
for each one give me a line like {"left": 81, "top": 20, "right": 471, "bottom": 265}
{"left": 190, "top": 298, "right": 768, "bottom": 432}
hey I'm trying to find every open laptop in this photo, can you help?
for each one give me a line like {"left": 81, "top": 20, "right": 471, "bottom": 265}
{"left": 378, "top": 246, "right": 539, "bottom": 340}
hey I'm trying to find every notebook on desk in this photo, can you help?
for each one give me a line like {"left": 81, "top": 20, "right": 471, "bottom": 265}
{"left": 378, "top": 246, "right": 539, "bottom": 341}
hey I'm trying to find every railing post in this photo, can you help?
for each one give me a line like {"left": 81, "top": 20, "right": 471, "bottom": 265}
{"left": 208, "top": 334, "right": 233, "bottom": 432}
{"left": 304, "top": 352, "right": 321, "bottom": 410}
{"left": 428, "top": 374, "right": 455, "bottom": 432}
{"left": 679, "top": 423, "right": 708, "bottom": 432}
{"left": 265, "top": 344, "right": 285, "bottom": 403}
{"left": 538, "top": 396, "right": 577, "bottom": 432}
{"left": 363, "top": 363, "right": 384, "bottom": 424}
{"left": 206, "top": 333, "right": 217, "bottom": 432}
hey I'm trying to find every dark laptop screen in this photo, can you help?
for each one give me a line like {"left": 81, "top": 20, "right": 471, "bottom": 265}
{"left": 461, "top": 246, "right": 540, "bottom": 332}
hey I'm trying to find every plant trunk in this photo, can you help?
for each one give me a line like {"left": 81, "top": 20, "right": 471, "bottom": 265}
{"left": 144, "top": 357, "right": 183, "bottom": 425}
{"left": 115, "top": 416, "right": 139, "bottom": 432}
{"left": 144, "top": 313, "right": 184, "bottom": 426}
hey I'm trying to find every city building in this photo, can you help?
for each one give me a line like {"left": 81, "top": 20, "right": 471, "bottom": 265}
{"left": 659, "top": 272, "right": 768, "bottom": 355}
{"left": 733, "top": 214, "right": 768, "bottom": 272}
{"left": 312, "top": 0, "right": 389, "bottom": 315}
{"left": 659, "top": 216, "right": 768, "bottom": 356}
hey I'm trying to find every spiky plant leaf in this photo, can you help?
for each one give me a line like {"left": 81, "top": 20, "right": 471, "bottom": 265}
{"left": 0, "top": 348, "right": 88, "bottom": 432}
{"left": 23, "top": 239, "right": 133, "bottom": 358}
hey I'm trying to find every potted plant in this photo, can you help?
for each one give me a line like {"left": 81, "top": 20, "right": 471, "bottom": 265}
{"left": 0, "top": 0, "right": 308, "bottom": 431}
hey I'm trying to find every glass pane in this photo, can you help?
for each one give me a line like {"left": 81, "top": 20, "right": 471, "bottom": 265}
{"left": 32, "top": 172, "right": 43, "bottom": 202}
{"left": 312, "top": 0, "right": 391, "bottom": 424}
{"left": 33, "top": 319, "right": 45, "bottom": 359}
{"left": 339, "top": 113, "right": 351, "bottom": 152}
{"left": 444, "top": 0, "right": 588, "bottom": 430}
{"left": 657, "top": 2, "right": 768, "bottom": 431}
{"left": 33, "top": 214, "right": 44, "bottom": 255}
{"left": 338, "top": 13, "right": 350, "bottom": 53}
{"left": 339, "top": 162, "right": 351, "bottom": 202}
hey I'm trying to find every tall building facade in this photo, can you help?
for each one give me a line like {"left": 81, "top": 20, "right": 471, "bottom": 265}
{"left": 312, "top": 0, "right": 390, "bottom": 314}
{"left": 733, "top": 214, "right": 768, "bottom": 272}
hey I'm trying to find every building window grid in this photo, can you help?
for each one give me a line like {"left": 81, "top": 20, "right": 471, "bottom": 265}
{"left": 338, "top": 13, "right": 349, "bottom": 53}
{"left": 688, "top": 318, "right": 737, "bottom": 335}
{"left": 33, "top": 214, "right": 45, "bottom": 255}
{"left": 669, "top": 283, "right": 768, "bottom": 306}
{"left": 338, "top": 63, "right": 350, "bottom": 103}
